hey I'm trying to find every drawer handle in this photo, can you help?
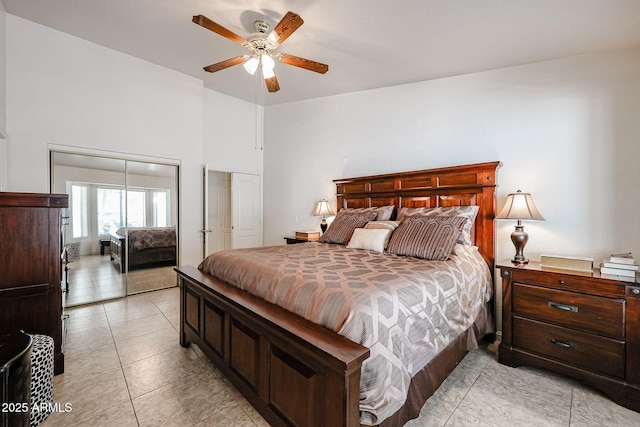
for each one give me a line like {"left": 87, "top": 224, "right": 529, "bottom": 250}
{"left": 633, "top": 289, "right": 640, "bottom": 295}
{"left": 548, "top": 301, "right": 578, "bottom": 312}
{"left": 549, "top": 338, "right": 576, "bottom": 349}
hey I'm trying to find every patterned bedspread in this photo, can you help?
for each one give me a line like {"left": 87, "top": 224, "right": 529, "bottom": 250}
{"left": 198, "top": 242, "right": 493, "bottom": 425}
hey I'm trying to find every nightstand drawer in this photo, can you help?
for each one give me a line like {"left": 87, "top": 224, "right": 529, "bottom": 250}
{"left": 513, "top": 317, "right": 625, "bottom": 378}
{"left": 513, "top": 283, "right": 625, "bottom": 338}
{"left": 507, "top": 268, "right": 623, "bottom": 297}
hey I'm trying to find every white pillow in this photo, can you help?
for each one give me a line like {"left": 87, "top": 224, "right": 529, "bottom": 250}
{"left": 347, "top": 228, "right": 392, "bottom": 253}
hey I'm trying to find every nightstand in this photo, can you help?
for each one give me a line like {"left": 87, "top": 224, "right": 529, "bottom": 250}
{"left": 498, "top": 261, "right": 640, "bottom": 412}
{"left": 283, "top": 237, "right": 309, "bottom": 244}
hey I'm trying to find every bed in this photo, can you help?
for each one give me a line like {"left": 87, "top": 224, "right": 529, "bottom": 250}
{"left": 176, "top": 161, "right": 501, "bottom": 427}
{"left": 109, "top": 227, "right": 176, "bottom": 273}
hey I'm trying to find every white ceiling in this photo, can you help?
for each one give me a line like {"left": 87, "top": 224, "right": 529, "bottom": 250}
{"left": 4, "top": 0, "right": 640, "bottom": 106}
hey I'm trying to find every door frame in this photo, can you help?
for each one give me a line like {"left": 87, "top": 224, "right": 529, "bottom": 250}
{"left": 203, "top": 166, "right": 263, "bottom": 257}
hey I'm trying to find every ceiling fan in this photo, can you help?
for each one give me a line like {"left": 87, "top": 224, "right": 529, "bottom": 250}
{"left": 192, "top": 12, "right": 329, "bottom": 93}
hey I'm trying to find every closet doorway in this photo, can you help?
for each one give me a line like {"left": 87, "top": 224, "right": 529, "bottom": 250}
{"left": 203, "top": 168, "right": 262, "bottom": 258}
{"left": 50, "top": 151, "right": 179, "bottom": 307}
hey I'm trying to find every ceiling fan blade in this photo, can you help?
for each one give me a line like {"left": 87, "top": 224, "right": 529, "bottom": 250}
{"left": 271, "top": 11, "right": 304, "bottom": 44}
{"left": 277, "top": 53, "right": 329, "bottom": 74}
{"left": 203, "top": 56, "right": 247, "bottom": 73}
{"left": 265, "top": 75, "right": 280, "bottom": 92}
{"left": 193, "top": 15, "right": 247, "bottom": 45}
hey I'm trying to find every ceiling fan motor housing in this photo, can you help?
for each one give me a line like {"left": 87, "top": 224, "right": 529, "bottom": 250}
{"left": 254, "top": 20, "right": 269, "bottom": 34}
{"left": 246, "top": 20, "right": 278, "bottom": 55}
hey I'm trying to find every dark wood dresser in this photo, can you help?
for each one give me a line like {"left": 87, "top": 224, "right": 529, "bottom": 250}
{"left": 0, "top": 192, "right": 68, "bottom": 375}
{"left": 498, "top": 261, "right": 640, "bottom": 412}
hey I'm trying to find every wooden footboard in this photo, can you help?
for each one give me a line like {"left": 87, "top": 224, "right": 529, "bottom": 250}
{"left": 109, "top": 234, "right": 126, "bottom": 273}
{"left": 176, "top": 266, "right": 370, "bottom": 427}
{"left": 110, "top": 235, "right": 176, "bottom": 273}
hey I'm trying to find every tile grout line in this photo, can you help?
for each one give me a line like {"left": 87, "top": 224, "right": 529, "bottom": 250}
{"left": 568, "top": 386, "right": 574, "bottom": 426}
{"left": 107, "top": 298, "right": 142, "bottom": 427}
{"left": 442, "top": 353, "right": 494, "bottom": 427}
{"left": 147, "top": 289, "right": 264, "bottom": 427}
{"left": 52, "top": 303, "right": 138, "bottom": 426}
{"left": 63, "top": 288, "right": 193, "bottom": 426}
{"left": 110, "top": 289, "right": 180, "bottom": 426}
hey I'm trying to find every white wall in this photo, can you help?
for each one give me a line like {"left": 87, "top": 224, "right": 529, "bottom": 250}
{"left": 264, "top": 48, "right": 640, "bottom": 331}
{"left": 4, "top": 14, "right": 248, "bottom": 267}
{"left": 203, "top": 89, "right": 263, "bottom": 175}
{"left": 0, "top": 1, "right": 6, "bottom": 138}
{"left": 0, "top": 2, "right": 7, "bottom": 189}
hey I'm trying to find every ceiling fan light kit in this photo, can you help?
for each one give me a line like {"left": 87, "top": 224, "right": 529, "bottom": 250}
{"left": 242, "top": 56, "right": 260, "bottom": 75}
{"left": 193, "top": 11, "right": 328, "bottom": 93}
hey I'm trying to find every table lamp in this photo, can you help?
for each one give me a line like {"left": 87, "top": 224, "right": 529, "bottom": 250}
{"left": 496, "top": 190, "right": 545, "bottom": 264}
{"left": 313, "top": 199, "right": 335, "bottom": 233}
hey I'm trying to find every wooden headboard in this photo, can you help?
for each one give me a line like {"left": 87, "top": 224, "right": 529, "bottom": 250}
{"left": 333, "top": 161, "right": 501, "bottom": 268}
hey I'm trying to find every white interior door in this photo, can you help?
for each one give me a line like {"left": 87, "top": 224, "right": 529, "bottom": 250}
{"left": 210, "top": 172, "right": 232, "bottom": 254}
{"left": 204, "top": 169, "right": 233, "bottom": 257}
{"left": 231, "top": 172, "right": 262, "bottom": 249}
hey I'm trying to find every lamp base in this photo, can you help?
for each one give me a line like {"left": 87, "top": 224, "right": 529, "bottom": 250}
{"left": 510, "top": 224, "right": 529, "bottom": 264}
{"left": 320, "top": 221, "right": 328, "bottom": 233}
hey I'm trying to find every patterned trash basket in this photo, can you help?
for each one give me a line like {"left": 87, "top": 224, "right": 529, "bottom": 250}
{"left": 29, "top": 334, "right": 54, "bottom": 427}
{"left": 65, "top": 242, "right": 81, "bottom": 263}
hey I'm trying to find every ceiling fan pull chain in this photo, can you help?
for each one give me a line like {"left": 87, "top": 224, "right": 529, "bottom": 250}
{"left": 255, "top": 72, "right": 263, "bottom": 151}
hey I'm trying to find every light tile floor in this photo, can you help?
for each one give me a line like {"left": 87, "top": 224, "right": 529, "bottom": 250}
{"left": 65, "top": 254, "right": 176, "bottom": 307}
{"left": 42, "top": 287, "right": 640, "bottom": 426}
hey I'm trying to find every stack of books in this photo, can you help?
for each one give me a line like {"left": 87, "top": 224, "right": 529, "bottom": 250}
{"left": 295, "top": 231, "right": 320, "bottom": 241}
{"left": 600, "top": 252, "right": 638, "bottom": 278}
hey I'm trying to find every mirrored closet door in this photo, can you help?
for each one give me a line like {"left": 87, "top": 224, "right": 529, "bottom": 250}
{"left": 51, "top": 151, "right": 179, "bottom": 307}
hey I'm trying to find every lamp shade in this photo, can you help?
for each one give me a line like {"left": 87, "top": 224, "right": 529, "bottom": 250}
{"left": 496, "top": 190, "right": 545, "bottom": 221}
{"left": 313, "top": 199, "right": 335, "bottom": 217}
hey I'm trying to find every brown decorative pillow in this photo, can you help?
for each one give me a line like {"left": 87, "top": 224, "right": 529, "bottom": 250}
{"left": 319, "top": 211, "right": 378, "bottom": 245}
{"left": 386, "top": 216, "right": 467, "bottom": 260}
{"left": 396, "top": 205, "right": 479, "bottom": 245}
{"left": 339, "top": 205, "right": 395, "bottom": 221}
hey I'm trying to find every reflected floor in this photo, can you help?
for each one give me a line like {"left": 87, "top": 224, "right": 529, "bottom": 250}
{"left": 44, "top": 287, "right": 640, "bottom": 427}
{"left": 65, "top": 254, "right": 176, "bottom": 307}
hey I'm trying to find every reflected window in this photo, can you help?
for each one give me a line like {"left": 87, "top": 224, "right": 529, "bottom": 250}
{"left": 71, "top": 184, "right": 88, "bottom": 238}
{"left": 96, "top": 186, "right": 169, "bottom": 234}
{"left": 153, "top": 191, "right": 168, "bottom": 227}
{"left": 127, "top": 190, "right": 145, "bottom": 227}
{"left": 97, "top": 187, "right": 125, "bottom": 235}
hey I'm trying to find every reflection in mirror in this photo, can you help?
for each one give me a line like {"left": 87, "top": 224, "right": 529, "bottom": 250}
{"left": 51, "top": 151, "right": 179, "bottom": 307}
{"left": 124, "top": 161, "right": 178, "bottom": 295}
